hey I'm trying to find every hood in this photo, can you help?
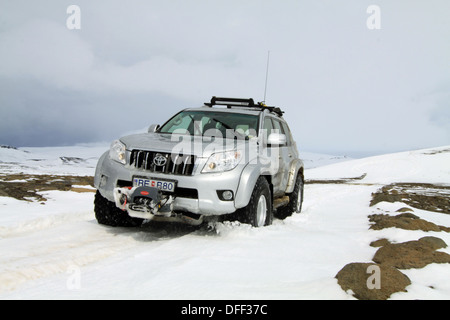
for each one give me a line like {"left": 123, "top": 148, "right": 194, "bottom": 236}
{"left": 120, "top": 133, "right": 253, "bottom": 158}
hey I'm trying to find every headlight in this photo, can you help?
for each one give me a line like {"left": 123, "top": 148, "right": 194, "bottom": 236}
{"left": 109, "top": 140, "right": 127, "bottom": 164}
{"left": 202, "top": 150, "right": 242, "bottom": 173}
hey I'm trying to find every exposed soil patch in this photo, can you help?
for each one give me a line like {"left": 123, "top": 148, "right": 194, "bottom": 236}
{"left": 335, "top": 262, "right": 411, "bottom": 300}
{"left": 0, "top": 174, "right": 94, "bottom": 202}
{"left": 370, "top": 183, "right": 450, "bottom": 214}
{"left": 306, "top": 173, "right": 367, "bottom": 185}
{"left": 422, "top": 148, "right": 450, "bottom": 155}
{"left": 372, "top": 236, "right": 450, "bottom": 269}
{"left": 369, "top": 212, "right": 450, "bottom": 232}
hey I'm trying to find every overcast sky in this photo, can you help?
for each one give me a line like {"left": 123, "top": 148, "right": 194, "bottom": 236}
{"left": 0, "top": 0, "right": 449, "bottom": 156}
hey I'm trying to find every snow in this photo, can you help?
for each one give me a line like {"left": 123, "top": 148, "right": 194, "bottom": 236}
{"left": 0, "top": 145, "right": 449, "bottom": 299}
{"left": 299, "top": 151, "right": 352, "bottom": 169}
{"left": 306, "top": 146, "right": 450, "bottom": 185}
{"left": 0, "top": 144, "right": 107, "bottom": 176}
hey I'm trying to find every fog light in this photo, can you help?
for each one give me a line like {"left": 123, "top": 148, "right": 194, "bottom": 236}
{"left": 222, "top": 190, "right": 233, "bottom": 201}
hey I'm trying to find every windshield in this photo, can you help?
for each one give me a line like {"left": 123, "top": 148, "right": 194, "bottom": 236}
{"left": 158, "top": 111, "right": 259, "bottom": 139}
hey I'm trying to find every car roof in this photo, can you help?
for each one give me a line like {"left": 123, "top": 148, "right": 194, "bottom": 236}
{"left": 184, "top": 106, "right": 263, "bottom": 116}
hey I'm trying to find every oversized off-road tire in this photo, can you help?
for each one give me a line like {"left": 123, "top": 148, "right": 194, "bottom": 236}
{"left": 94, "top": 191, "right": 143, "bottom": 227}
{"left": 239, "top": 176, "right": 273, "bottom": 227}
{"left": 276, "top": 172, "right": 304, "bottom": 219}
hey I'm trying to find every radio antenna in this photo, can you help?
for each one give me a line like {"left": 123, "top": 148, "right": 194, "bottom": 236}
{"left": 263, "top": 50, "right": 270, "bottom": 103}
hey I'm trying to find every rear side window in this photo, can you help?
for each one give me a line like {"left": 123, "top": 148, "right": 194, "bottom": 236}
{"left": 280, "top": 121, "right": 293, "bottom": 146}
{"left": 272, "top": 119, "right": 292, "bottom": 146}
{"left": 272, "top": 119, "right": 282, "bottom": 132}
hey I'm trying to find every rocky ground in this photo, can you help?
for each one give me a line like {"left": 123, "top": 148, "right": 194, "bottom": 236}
{"left": 370, "top": 183, "right": 450, "bottom": 214}
{"left": 0, "top": 174, "right": 94, "bottom": 202}
{"left": 335, "top": 183, "right": 450, "bottom": 300}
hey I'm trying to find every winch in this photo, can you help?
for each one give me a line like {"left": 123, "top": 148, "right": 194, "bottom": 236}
{"left": 113, "top": 186, "right": 173, "bottom": 219}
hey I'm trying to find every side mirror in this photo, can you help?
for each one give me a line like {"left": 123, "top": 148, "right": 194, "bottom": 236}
{"left": 267, "top": 133, "right": 286, "bottom": 146}
{"left": 148, "top": 124, "right": 160, "bottom": 133}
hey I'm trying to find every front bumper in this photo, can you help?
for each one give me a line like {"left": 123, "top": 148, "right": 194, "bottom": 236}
{"left": 94, "top": 152, "right": 240, "bottom": 216}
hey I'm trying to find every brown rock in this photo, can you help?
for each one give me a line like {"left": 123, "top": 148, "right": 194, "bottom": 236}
{"left": 373, "top": 236, "right": 450, "bottom": 269}
{"left": 370, "top": 238, "right": 391, "bottom": 247}
{"left": 368, "top": 213, "right": 447, "bottom": 232}
{"left": 335, "top": 262, "right": 411, "bottom": 300}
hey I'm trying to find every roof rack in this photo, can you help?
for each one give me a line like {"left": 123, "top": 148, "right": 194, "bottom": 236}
{"left": 204, "top": 96, "right": 284, "bottom": 117}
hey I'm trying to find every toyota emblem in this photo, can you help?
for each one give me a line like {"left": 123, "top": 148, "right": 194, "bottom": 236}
{"left": 153, "top": 153, "right": 167, "bottom": 166}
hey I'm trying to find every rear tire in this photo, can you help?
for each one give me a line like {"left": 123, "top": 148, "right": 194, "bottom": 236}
{"left": 276, "top": 173, "right": 304, "bottom": 219}
{"left": 94, "top": 190, "right": 143, "bottom": 227}
{"left": 239, "top": 176, "right": 273, "bottom": 227}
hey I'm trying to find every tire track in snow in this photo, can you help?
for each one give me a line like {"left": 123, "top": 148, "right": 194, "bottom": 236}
{"left": 0, "top": 211, "right": 93, "bottom": 239}
{"left": 0, "top": 215, "right": 145, "bottom": 294}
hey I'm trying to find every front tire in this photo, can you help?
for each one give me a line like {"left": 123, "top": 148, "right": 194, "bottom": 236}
{"left": 239, "top": 176, "right": 273, "bottom": 227}
{"left": 94, "top": 191, "right": 143, "bottom": 227}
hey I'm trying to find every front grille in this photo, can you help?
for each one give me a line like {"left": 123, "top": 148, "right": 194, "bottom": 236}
{"left": 130, "top": 150, "right": 196, "bottom": 176}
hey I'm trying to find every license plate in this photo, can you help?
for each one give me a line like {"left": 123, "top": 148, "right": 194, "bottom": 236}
{"left": 133, "top": 177, "right": 176, "bottom": 192}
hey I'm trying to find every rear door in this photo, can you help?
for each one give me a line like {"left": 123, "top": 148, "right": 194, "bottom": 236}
{"left": 272, "top": 119, "right": 291, "bottom": 195}
{"left": 261, "top": 117, "right": 288, "bottom": 196}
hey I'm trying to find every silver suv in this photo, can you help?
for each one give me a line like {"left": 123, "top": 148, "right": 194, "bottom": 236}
{"left": 94, "top": 97, "right": 304, "bottom": 228}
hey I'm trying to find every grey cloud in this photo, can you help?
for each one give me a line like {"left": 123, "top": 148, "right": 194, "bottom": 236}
{"left": 0, "top": 77, "right": 188, "bottom": 147}
{"left": 0, "top": 0, "right": 449, "bottom": 155}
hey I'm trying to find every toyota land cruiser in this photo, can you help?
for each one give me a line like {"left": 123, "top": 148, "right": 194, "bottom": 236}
{"left": 94, "top": 97, "right": 304, "bottom": 228}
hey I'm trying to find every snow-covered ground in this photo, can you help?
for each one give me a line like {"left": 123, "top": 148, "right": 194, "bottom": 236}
{"left": 0, "top": 145, "right": 449, "bottom": 299}
{"left": 0, "top": 144, "right": 107, "bottom": 176}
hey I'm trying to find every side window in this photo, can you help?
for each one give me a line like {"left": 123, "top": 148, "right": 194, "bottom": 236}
{"left": 272, "top": 119, "right": 282, "bottom": 133}
{"left": 263, "top": 117, "right": 273, "bottom": 137}
{"left": 280, "top": 121, "right": 293, "bottom": 146}
{"left": 273, "top": 119, "right": 291, "bottom": 146}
